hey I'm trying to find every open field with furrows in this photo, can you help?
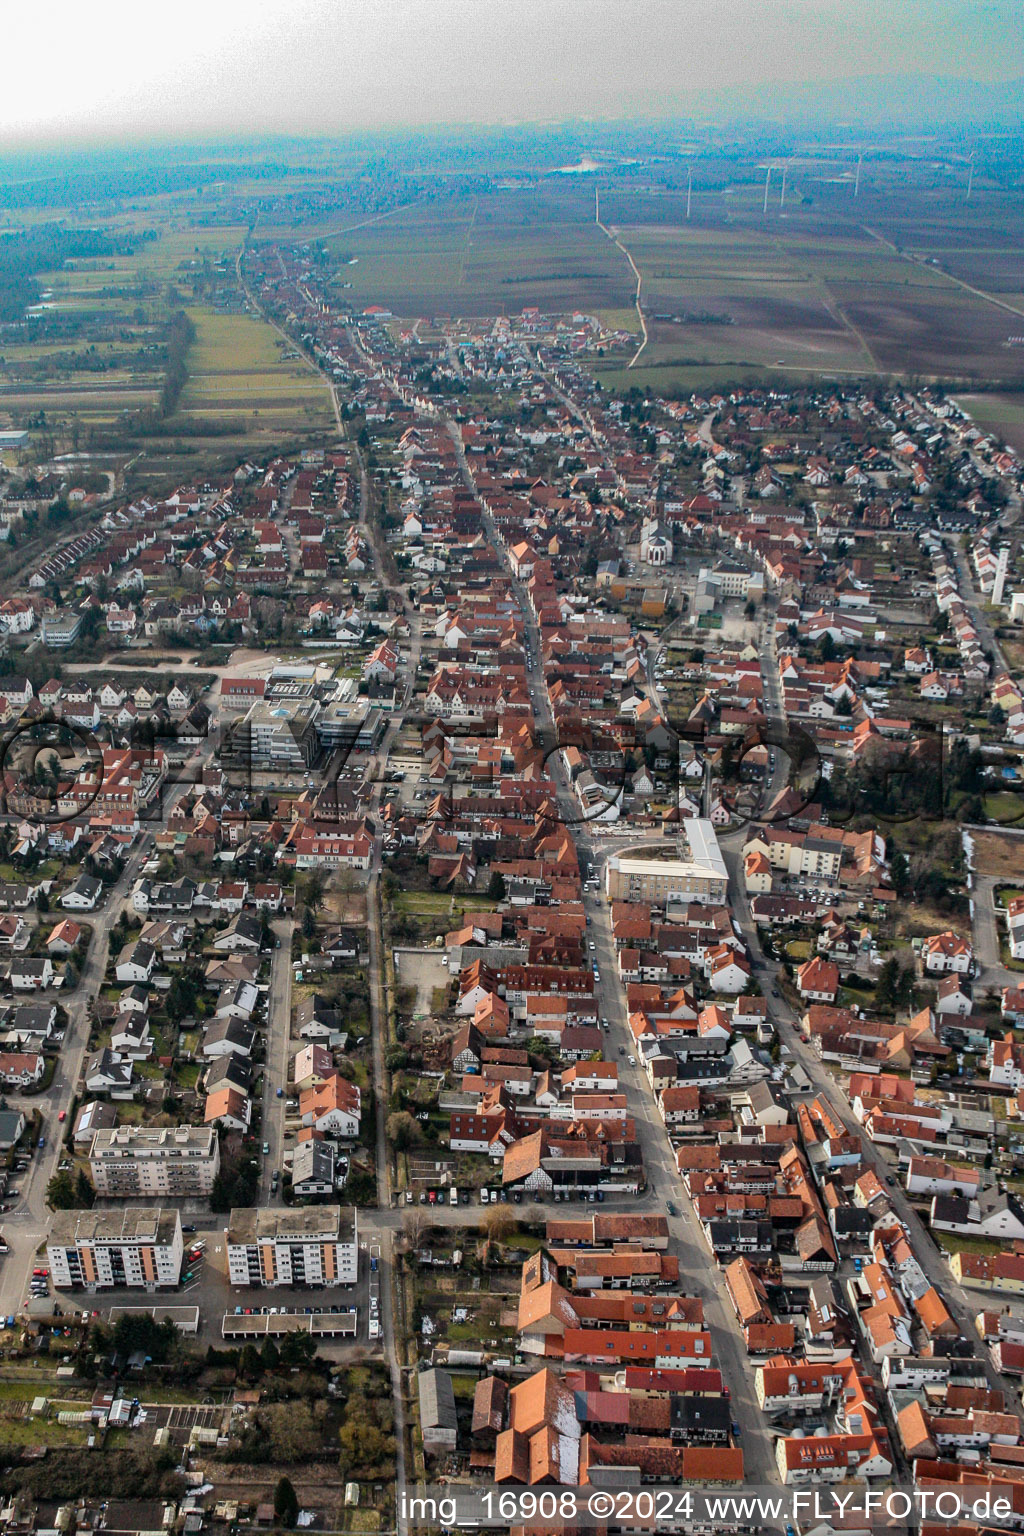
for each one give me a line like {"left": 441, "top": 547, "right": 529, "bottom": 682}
{"left": 594, "top": 194, "right": 1024, "bottom": 389}
{"left": 323, "top": 187, "right": 633, "bottom": 317}
{"left": 310, "top": 165, "right": 1024, "bottom": 388}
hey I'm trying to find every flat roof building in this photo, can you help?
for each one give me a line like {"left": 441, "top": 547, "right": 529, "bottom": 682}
{"left": 605, "top": 821, "right": 728, "bottom": 906}
{"left": 225, "top": 1204, "right": 357, "bottom": 1288}
{"left": 88, "top": 1125, "right": 220, "bottom": 1199}
{"left": 47, "top": 1208, "right": 183, "bottom": 1292}
{"left": 236, "top": 699, "right": 321, "bottom": 771}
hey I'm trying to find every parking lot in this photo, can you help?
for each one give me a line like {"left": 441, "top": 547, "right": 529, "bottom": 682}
{"left": 26, "top": 1231, "right": 377, "bottom": 1350}
{"left": 393, "top": 947, "right": 449, "bottom": 1016}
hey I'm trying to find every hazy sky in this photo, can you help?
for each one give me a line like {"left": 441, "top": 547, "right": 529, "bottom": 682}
{"left": 2, "top": 0, "right": 1021, "bottom": 143}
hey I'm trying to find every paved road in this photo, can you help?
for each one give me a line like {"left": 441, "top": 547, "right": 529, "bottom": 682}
{"left": 969, "top": 872, "right": 1019, "bottom": 996}
{"left": 447, "top": 410, "right": 780, "bottom": 1484}
{"left": 0, "top": 738, "right": 217, "bottom": 1319}
{"left": 723, "top": 836, "right": 1015, "bottom": 1409}
{"left": 259, "top": 917, "right": 295, "bottom": 1201}
{"left": 950, "top": 540, "right": 1009, "bottom": 675}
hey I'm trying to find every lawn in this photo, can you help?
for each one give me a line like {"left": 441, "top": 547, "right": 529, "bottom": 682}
{"left": 983, "top": 792, "right": 1024, "bottom": 825}
{"left": 933, "top": 1230, "right": 1004, "bottom": 1258}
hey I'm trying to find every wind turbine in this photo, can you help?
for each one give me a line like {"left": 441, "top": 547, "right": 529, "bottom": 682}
{"left": 686, "top": 165, "right": 692, "bottom": 220}
{"left": 763, "top": 165, "right": 772, "bottom": 216}
{"left": 854, "top": 154, "right": 862, "bottom": 199}
{"left": 779, "top": 164, "right": 788, "bottom": 208}
{"left": 966, "top": 152, "right": 975, "bottom": 201}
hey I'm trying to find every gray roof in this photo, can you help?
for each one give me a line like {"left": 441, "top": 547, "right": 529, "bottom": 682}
{"left": 291, "top": 1139, "right": 335, "bottom": 1187}
{"left": 418, "top": 1367, "right": 457, "bottom": 1432}
{"left": 0, "top": 1108, "right": 26, "bottom": 1145}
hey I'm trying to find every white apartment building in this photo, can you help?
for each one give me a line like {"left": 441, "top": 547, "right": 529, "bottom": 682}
{"left": 225, "top": 1205, "right": 358, "bottom": 1288}
{"left": 47, "top": 1208, "right": 183, "bottom": 1292}
{"left": 88, "top": 1125, "right": 220, "bottom": 1199}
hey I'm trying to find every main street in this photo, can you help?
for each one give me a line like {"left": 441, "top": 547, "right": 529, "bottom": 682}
{"left": 446, "top": 409, "right": 780, "bottom": 1482}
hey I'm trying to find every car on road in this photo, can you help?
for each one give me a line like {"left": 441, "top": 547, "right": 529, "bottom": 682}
{"left": 666, "top": 1201, "right": 678, "bottom": 1217}
{"left": 182, "top": 1224, "right": 196, "bottom": 1233}
{"left": 37, "top": 1137, "right": 45, "bottom": 1149}
{"left": 57, "top": 1110, "right": 66, "bottom": 1122}
{"left": 627, "top": 1055, "right": 636, "bottom": 1066}
{"left": 589, "top": 941, "right": 596, "bottom": 951}
{"left": 262, "top": 1143, "right": 270, "bottom": 1155}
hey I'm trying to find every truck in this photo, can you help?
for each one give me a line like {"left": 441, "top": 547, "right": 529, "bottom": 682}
{"left": 368, "top": 1318, "right": 381, "bottom": 1341}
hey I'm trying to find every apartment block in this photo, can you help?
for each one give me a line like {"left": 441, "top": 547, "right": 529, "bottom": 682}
{"left": 225, "top": 1205, "right": 358, "bottom": 1288}
{"left": 88, "top": 1125, "right": 220, "bottom": 1198}
{"left": 47, "top": 1208, "right": 183, "bottom": 1292}
{"left": 605, "top": 822, "right": 728, "bottom": 906}
{"left": 239, "top": 699, "right": 320, "bottom": 771}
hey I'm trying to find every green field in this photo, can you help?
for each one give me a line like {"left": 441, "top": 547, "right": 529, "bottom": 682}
{"left": 954, "top": 391, "right": 1024, "bottom": 454}
{"left": 0, "top": 197, "right": 332, "bottom": 471}
{"left": 3, "top": 137, "right": 1023, "bottom": 471}
{"left": 179, "top": 308, "right": 333, "bottom": 433}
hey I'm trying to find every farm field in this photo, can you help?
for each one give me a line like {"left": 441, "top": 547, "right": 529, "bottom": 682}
{"left": 178, "top": 308, "right": 334, "bottom": 435}
{"left": 954, "top": 391, "right": 1024, "bottom": 454}
{"left": 325, "top": 188, "right": 633, "bottom": 317}
{"left": 3, "top": 139, "right": 1023, "bottom": 470}
{"left": 311, "top": 166, "right": 1024, "bottom": 388}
